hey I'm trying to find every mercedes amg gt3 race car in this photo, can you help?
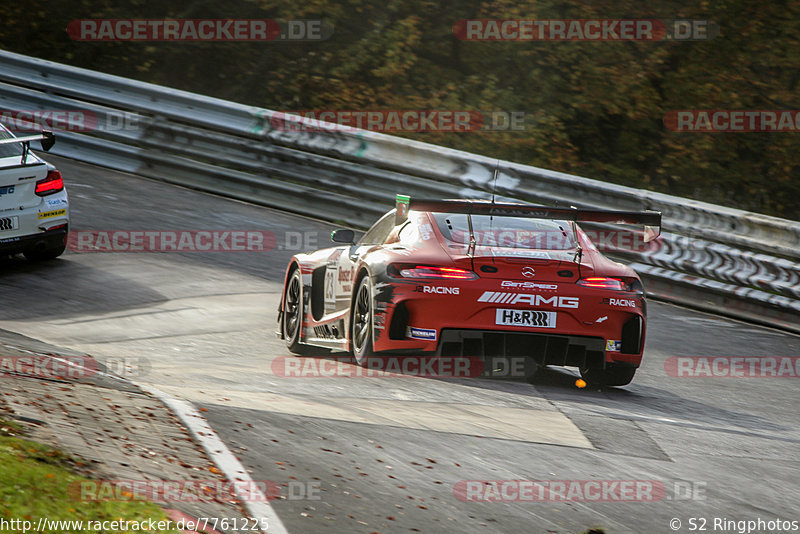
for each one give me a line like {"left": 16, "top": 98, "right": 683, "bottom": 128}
{"left": 279, "top": 195, "right": 661, "bottom": 386}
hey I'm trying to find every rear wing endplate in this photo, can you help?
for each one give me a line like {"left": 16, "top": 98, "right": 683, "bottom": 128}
{"left": 395, "top": 195, "right": 662, "bottom": 242}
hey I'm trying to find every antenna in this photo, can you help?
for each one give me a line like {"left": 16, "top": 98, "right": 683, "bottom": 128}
{"left": 489, "top": 160, "right": 500, "bottom": 225}
{"left": 491, "top": 160, "right": 500, "bottom": 204}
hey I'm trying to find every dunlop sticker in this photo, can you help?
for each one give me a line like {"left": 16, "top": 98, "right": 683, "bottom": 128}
{"left": 38, "top": 209, "right": 66, "bottom": 219}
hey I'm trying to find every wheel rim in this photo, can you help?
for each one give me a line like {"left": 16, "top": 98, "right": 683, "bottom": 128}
{"left": 284, "top": 274, "right": 301, "bottom": 340}
{"left": 353, "top": 280, "right": 371, "bottom": 353}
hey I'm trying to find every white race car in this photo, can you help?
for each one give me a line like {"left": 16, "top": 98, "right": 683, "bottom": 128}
{"left": 0, "top": 124, "right": 69, "bottom": 260}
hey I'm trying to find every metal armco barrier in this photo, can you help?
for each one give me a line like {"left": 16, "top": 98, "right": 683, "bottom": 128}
{"left": 0, "top": 50, "right": 798, "bottom": 333}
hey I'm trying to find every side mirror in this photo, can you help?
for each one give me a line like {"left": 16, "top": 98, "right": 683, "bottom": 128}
{"left": 331, "top": 229, "right": 355, "bottom": 244}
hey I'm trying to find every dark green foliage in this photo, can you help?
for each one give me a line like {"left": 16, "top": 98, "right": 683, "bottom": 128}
{"left": 1, "top": 0, "right": 797, "bottom": 218}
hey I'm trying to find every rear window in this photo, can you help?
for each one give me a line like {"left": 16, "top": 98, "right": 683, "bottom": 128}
{"left": 0, "top": 129, "right": 22, "bottom": 159}
{"left": 432, "top": 212, "right": 576, "bottom": 250}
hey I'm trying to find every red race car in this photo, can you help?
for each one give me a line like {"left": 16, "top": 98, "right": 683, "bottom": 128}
{"left": 278, "top": 195, "right": 661, "bottom": 386}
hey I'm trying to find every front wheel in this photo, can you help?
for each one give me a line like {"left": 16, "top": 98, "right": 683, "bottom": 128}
{"left": 351, "top": 275, "right": 376, "bottom": 366}
{"left": 282, "top": 268, "right": 305, "bottom": 354}
{"left": 580, "top": 364, "right": 637, "bottom": 387}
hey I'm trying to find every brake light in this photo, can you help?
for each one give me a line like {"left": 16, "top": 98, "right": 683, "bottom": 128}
{"left": 389, "top": 264, "right": 478, "bottom": 280}
{"left": 576, "top": 277, "right": 625, "bottom": 290}
{"left": 35, "top": 170, "right": 64, "bottom": 196}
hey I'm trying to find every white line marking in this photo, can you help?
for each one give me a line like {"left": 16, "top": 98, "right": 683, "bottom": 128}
{"left": 28, "top": 352, "right": 288, "bottom": 534}
{"left": 135, "top": 383, "right": 289, "bottom": 534}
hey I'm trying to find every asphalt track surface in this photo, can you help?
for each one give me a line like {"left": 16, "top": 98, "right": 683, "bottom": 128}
{"left": 1, "top": 155, "right": 799, "bottom": 534}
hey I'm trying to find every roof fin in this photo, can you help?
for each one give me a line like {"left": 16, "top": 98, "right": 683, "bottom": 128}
{"left": 395, "top": 194, "right": 410, "bottom": 225}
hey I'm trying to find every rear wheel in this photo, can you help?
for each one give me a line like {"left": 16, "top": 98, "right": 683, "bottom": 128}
{"left": 282, "top": 269, "right": 305, "bottom": 354}
{"left": 351, "top": 275, "right": 376, "bottom": 366}
{"left": 23, "top": 241, "right": 66, "bottom": 262}
{"left": 580, "top": 364, "right": 637, "bottom": 387}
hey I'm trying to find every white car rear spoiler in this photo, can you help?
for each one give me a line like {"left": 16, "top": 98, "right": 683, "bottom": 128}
{"left": 0, "top": 130, "right": 55, "bottom": 164}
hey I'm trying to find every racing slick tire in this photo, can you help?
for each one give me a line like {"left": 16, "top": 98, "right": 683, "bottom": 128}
{"left": 23, "top": 241, "right": 66, "bottom": 261}
{"left": 282, "top": 268, "right": 307, "bottom": 354}
{"left": 351, "top": 274, "right": 377, "bottom": 366}
{"left": 580, "top": 363, "right": 637, "bottom": 387}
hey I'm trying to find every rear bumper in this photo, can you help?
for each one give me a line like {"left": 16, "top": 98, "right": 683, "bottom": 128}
{"left": 372, "top": 279, "right": 647, "bottom": 368}
{"left": 0, "top": 224, "right": 68, "bottom": 255}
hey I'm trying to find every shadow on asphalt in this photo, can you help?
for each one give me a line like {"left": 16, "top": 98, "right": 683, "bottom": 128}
{"left": 0, "top": 254, "right": 167, "bottom": 320}
{"left": 282, "top": 350, "right": 795, "bottom": 438}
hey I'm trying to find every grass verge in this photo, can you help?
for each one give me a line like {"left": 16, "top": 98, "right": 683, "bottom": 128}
{"left": 0, "top": 417, "right": 182, "bottom": 534}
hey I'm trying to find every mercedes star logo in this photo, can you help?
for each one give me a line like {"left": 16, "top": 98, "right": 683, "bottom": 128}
{"left": 522, "top": 267, "right": 536, "bottom": 278}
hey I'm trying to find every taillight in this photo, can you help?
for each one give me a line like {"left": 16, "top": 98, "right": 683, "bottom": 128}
{"left": 388, "top": 264, "right": 478, "bottom": 280}
{"left": 576, "top": 277, "right": 643, "bottom": 292}
{"left": 577, "top": 277, "right": 625, "bottom": 290}
{"left": 35, "top": 170, "right": 64, "bottom": 196}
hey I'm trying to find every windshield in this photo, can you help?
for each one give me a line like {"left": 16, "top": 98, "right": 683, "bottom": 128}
{"left": 432, "top": 212, "right": 577, "bottom": 250}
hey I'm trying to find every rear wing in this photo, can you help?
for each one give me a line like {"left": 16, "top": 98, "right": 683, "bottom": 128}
{"left": 0, "top": 130, "right": 56, "bottom": 164}
{"left": 396, "top": 195, "right": 662, "bottom": 242}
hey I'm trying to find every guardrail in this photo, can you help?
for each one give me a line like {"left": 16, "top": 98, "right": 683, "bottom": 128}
{"left": 1, "top": 50, "right": 798, "bottom": 333}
